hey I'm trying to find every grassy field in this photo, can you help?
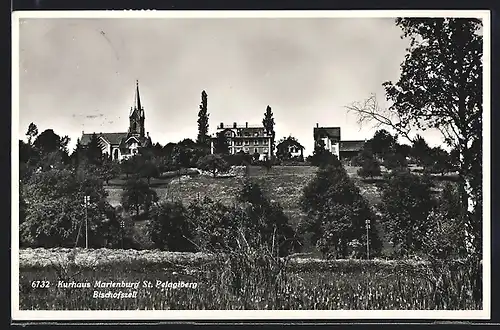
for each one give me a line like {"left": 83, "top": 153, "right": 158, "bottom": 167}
{"left": 19, "top": 248, "right": 482, "bottom": 310}
{"left": 105, "top": 165, "right": 390, "bottom": 225}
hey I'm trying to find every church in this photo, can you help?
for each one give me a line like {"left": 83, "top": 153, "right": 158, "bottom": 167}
{"left": 80, "top": 80, "right": 152, "bottom": 162}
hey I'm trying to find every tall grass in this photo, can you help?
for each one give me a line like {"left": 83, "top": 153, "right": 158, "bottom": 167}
{"left": 19, "top": 248, "right": 482, "bottom": 310}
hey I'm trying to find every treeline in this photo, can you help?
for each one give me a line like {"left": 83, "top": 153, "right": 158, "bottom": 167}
{"left": 353, "top": 129, "right": 459, "bottom": 179}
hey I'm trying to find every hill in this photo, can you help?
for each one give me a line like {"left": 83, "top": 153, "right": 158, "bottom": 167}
{"left": 104, "top": 165, "right": 457, "bottom": 252}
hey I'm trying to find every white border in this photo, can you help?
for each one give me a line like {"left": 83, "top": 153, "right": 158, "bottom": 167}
{"left": 11, "top": 10, "right": 491, "bottom": 321}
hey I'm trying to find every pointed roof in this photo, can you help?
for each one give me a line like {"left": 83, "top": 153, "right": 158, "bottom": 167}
{"left": 130, "top": 80, "right": 144, "bottom": 117}
{"left": 135, "top": 80, "right": 142, "bottom": 111}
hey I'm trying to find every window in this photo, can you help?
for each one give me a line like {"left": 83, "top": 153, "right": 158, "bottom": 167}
{"left": 244, "top": 140, "right": 250, "bottom": 146}
{"left": 254, "top": 148, "right": 258, "bottom": 154}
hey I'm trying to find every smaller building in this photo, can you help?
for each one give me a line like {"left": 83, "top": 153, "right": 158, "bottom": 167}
{"left": 276, "top": 137, "right": 305, "bottom": 161}
{"left": 210, "top": 122, "right": 273, "bottom": 161}
{"left": 339, "top": 140, "right": 367, "bottom": 164}
{"left": 313, "top": 124, "right": 341, "bottom": 158}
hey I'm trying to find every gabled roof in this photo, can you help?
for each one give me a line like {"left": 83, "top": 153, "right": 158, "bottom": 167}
{"left": 81, "top": 132, "right": 128, "bottom": 146}
{"left": 339, "top": 140, "right": 366, "bottom": 152}
{"left": 314, "top": 127, "right": 341, "bottom": 142}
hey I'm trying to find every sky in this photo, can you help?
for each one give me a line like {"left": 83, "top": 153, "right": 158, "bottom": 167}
{"left": 17, "top": 16, "right": 446, "bottom": 156}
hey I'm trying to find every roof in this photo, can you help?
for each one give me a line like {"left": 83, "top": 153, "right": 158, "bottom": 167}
{"left": 339, "top": 140, "right": 366, "bottom": 152}
{"left": 277, "top": 138, "right": 304, "bottom": 150}
{"left": 81, "top": 132, "right": 129, "bottom": 146}
{"left": 314, "top": 127, "right": 341, "bottom": 142}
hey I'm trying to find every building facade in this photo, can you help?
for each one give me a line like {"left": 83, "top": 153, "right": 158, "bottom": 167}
{"left": 339, "top": 140, "right": 366, "bottom": 164}
{"left": 80, "top": 80, "right": 152, "bottom": 162}
{"left": 211, "top": 122, "right": 273, "bottom": 161}
{"left": 313, "top": 124, "right": 341, "bottom": 159}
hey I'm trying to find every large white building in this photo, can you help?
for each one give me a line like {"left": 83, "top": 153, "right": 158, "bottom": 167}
{"left": 211, "top": 122, "right": 273, "bottom": 161}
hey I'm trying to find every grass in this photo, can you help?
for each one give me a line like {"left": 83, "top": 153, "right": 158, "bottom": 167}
{"left": 19, "top": 248, "right": 482, "bottom": 310}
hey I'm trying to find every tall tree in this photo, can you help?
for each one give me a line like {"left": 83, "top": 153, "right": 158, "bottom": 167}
{"left": 262, "top": 105, "right": 276, "bottom": 157}
{"left": 214, "top": 131, "right": 229, "bottom": 155}
{"left": 346, "top": 18, "right": 483, "bottom": 256}
{"left": 196, "top": 90, "right": 210, "bottom": 148}
{"left": 26, "top": 122, "right": 38, "bottom": 145}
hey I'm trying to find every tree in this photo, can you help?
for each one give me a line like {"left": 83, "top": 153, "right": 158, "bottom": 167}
{"left": 428, "top": 147, "right": 453, "bottom": 175}
{"left": 424, "top": 183, "right": 468, "bottom": 259}
{"left": 380, "top": 170, "right": 435, "bottom": 257}
{"left": 135, "top": 155, "right": 160, "bottom": 186}
{"left": 196, "top": 90, "right": 210, "bottom": 148}
{"left": 383, "top": 152, "right": 408, "bottom": 171}
{"left": 33, "top": 129, "right": 68, "bottom": 155}
{"left": 369, "top": 129, "right": 397, "bottom": 160}
{"left": 99, "top": 157, "right": 120, "bottom": 184}
{"left": 214, "top": 131, "right": 229, "bottom": 155}
{"left": 186, "top": 197, "right": 240, "bottom": 252}
{"left": 85, "top": 133, "right": 104, "bottom": 166}
{"left": 309, "top": 139, "right": 341, "bottom": 168}
{"left": 197, "top": 154, "right": 230, "bottom": 178}
{"left": 121, "top": 178, "right": 159, "bottom": 218}
{"left": 237, "top": 180, "right": 299, "bottom": 256}
{"left": 148, "top": 201, "right": 195, "bottom": 252}
{"left": 262, "top": 105, "right": 276, "bottom": 158}
{"left": 411, "top": 135, "right": 433, "bottom": 169}
{"left": 346, "top": 18, "right": 483, "bottom": 256}
{"left": 20, "top": 168, "right": 118, "bottom": 248}
{"left": 357, "top": 150, "right": 382, "bottom": 179}
{"left": 26, "top": 122, "right": 38, "bottom": 145}
{"left": 300, "top": 165, "right": 381, "bottom": 258}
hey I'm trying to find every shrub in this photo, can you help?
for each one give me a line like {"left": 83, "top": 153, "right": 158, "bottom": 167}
{"left": 300, "top": 164, "right": 382, "bottom": 259}
{"left": 380, "top": 170, "right": 435, "bottom": 257}
{"left": 121, "top": 178, "right": 158, "bottom": 217}
{"left": 197, "top": 154, "right": 230, "bottom": 177}
{"left": 148, "top": 201, "right": 196, "bottom": 252}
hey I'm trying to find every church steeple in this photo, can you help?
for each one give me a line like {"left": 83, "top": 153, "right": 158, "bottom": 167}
{"left": 135, "top": 80, "right": 142, "bottom": 112}
{"left": 129, "top": 80, "right": 145, "bottom": 138}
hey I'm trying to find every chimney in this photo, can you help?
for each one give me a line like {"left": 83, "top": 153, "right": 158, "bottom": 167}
{"left": 233, "top": 122, "right": 237, "bottom": 128}
{"left": 147, "top": 132, "right": 150, "bottom": 137}
{"left": 220, "top": 122, "right": 224, "bottom": 129}
{"left": 245, "top": 122, "right": 248, "bottom": 128}
{"left": 316, "top": 123, "right": 319, "bottom": 128}
{"left": 82, "top": 130, "right": 84, "bottom": 135}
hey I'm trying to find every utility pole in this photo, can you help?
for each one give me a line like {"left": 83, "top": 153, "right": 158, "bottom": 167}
{"left": 120, "top": 220, "right": 125, "bottom": 249}
{"left": 84, "top": 195, "right": 90, "bottom": 249}
{"left": 365, "top": 219, "right": 371, "bottom": 260}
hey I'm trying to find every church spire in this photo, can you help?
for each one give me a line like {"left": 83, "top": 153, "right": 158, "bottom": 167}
{"left": 135, "top": 79, "right": 142, "bottom": 111}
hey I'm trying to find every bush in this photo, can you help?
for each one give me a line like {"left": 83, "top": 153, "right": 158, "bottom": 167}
{"left": 121, "top": 178, "right": 158, "bottom": 218}
{"left": 357, "top": 148, "right": 382, "bottom": 178}
{"left": 148, "top": 201, "right": 196, "bottom": 252}
{"left": 237, "top": 179, "right": 301, "bottom": 256}
{"left": 300, "top": 164, "right": 382, "bottom": 259}
{"left": 197, "top": 154, "right": 230, "bottom": 177}
{"left": 186, "top": 197, "right": 240, "bottom": 252}
{"left": 20, "top": 168, "right": 119, "bottom": 249}
{"left": 380, "top": 170, "right": 435, "bottom": 257}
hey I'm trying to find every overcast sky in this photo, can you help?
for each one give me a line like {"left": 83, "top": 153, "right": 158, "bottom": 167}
{"left": 18, "top": 16, "right": 446, "bottom": 156}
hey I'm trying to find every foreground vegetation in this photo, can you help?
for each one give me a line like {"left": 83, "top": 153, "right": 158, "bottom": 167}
{"left": 19, "top": 248, "right": 482, "bottom": 310}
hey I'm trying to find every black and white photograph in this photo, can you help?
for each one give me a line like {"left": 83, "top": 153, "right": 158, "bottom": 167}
{"left": 12, "top": 10, "right": 490, "bottom": 320}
